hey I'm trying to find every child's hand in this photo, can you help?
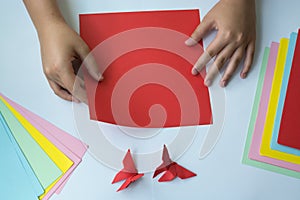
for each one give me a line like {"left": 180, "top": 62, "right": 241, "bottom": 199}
{"left": 39, "top": 21, "right": 101, "bottom": 103}
{"left": 186, "top": 0, "right": 256, "bottom": 87}
{"left": 23, "top": 0, "right": 101, "bottom": 103}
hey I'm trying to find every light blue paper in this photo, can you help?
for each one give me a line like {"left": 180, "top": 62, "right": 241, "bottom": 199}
{"left": 0, "top": 113, "right": 44, "bottom": 196}
{"left": 0, "top": 113, "right": 38, "bottom": 200}
{"left": 270, "top": 32, "right": 300, "bottom": 156}
{"left": 0, "top": 99, "right": 62, "bottom": 189}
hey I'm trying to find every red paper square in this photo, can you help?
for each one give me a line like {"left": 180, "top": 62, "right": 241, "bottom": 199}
{"left": 80, "top": 10, "right": 212, "bottom": 128}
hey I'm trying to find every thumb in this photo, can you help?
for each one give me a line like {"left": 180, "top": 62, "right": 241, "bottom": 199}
{"left": 185, "top": 17, "right": 213, "bottom": 46}
{"left": 76, "top": 43, "right": 103, "bottom": 81}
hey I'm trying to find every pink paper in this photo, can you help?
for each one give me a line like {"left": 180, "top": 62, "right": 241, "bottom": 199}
{"left": 1, "top": 94, "right": 88, "bottom": 198}
{"left": 248, "top": 42, "right": 300, "bottom": 172}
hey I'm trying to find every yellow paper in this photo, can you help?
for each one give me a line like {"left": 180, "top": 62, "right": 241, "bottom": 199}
{"left": 0, "top": 97, "right": 74, "bottom": 198}
{"left": 260, "top": 38, "right": 300, "bottom": 164}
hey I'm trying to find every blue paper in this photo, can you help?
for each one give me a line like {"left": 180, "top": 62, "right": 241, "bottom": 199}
{"left": 0, "top": 113, "right": 44, "bottom": 196}
{"left": 0, "top": 113, "right": 38, "bottom": 200}
{"left": 270, "top": 32, "right": 300, "bottom": 156}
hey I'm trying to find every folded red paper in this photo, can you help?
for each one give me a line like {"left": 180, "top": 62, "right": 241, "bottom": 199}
{"left": 278, "top": 29, "right": 300, "bottom": 150}
{"left": 80, "top": 10, "right": 212, "bottom": 128}
{"left": 112, "top": 150, "right": 144, "bottom": 191}
{"left": 153, "top": 145, "right": 196, "bottom": 182}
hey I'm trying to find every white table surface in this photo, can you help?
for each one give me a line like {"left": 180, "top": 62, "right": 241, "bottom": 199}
{"left": 1, "top": 0, "right": 300, "bottom": 199}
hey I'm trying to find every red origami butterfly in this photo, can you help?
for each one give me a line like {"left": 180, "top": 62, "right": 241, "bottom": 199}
{"left": 153, "top": 145, "right": 196, "bottom": 182}
{"left": 112, "top": 149, "right": 144, "bottom": 191}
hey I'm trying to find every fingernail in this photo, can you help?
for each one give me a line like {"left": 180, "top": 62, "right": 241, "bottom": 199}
{"left": 192, "top": 68, "right": 199, "bottom": 75}
{"left": 73, "top": 97, "right": 80, "bottom": 103}
{"left": 205, "top": 79, "right": 212, "bottom": 86}
{"left": 185, "top": 38, "right": 198, "bottom": 46}
{"left": 96, "top": 72, "right": 104, "bottom": 81}
{"left": 220, "top": 80, "right": 227, "bottom": 87}
{"left": 91, "top": 71, "right": 103, "bottom": 82}
{"left": 99, "top": 74, "right": 104, "bottom": 81}
{"left": 241, "top": 72, "right": 247, "bottom": 79}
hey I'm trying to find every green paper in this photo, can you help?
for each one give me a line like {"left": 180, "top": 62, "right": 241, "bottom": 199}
{"left": 242, "top": 47, "right": 300, "bottom": 179}
{"left": 0, "top": 100, "right": 62, "bottom": 188}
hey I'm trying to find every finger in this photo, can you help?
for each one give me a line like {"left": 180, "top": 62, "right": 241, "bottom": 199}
{"left": 185, "top": 18, "right": 214, "bottom": 46}
{"left": 76, "top": 43, "right": 103, "bottom": 81}
{"left": 204, "top": 57, "right": 223, "bottom": 87}
{"left": 59, "top": 60, "right": 88, "bottom": 104}
{"left": 241, "top": 41, "right": 255, "bottom": 78}
{"left": 48, "top": 80, "right": 74, "bottom": 102}
{"left": 213, "top": 43, "right": 237, "bottom": 70}
{"left": 203, "top": 45, "right": 235, "bottom": 86}
{"left": 73, "top": 76, "right": 88, "bottom": 104}
{"left": 192, "top": 34, "right": 228, "bottom": 75}
{"left": 221, "top": 46, "right": 245, "bottom": 87}
{"left": 58, "top": 61, "right": 77, "bottom": 93}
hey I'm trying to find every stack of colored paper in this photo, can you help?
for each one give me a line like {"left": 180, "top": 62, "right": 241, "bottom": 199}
{"left": 0, "top": 94, "right": 88, "bottom": 199}
{"left": 242, "top": 29, "right": 300, "bottom": 178}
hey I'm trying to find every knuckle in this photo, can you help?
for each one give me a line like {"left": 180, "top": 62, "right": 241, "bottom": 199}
{"left": 236, "top": 55, "right": 243, "bottom": 62}
{"left": 52, "top": 65, "right": 62, "bottom": 75}
{"left": 221, "top": 31, "right": 234, "bottom": 42}
{"left": 231, "top": 57, "right": 242, "bottom": 68}
{"left": 52, "top": 63, "right": 62, "bottom": 72}
{"left": 43, "top": 63, "right": 63, "bottom": 79}
{"left": 43, "top": 66, "right": 54, "bottom": 77}
{"left": 79, "top": 43, "right": 90, "bottom": 55}
{"left": 221, "top": 31, "right": 247, "bottom": 45}
{"left": 207, "top": 49, "right": 216, "bottom": 57}
{"left": 236, "top": 33, "right": 246, "bottom": 44}
{"left": 216, "top": 56, "right": 227, "bottom": 68}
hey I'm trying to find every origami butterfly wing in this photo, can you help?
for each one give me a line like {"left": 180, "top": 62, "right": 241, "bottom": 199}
{"left": 157, "top": 164, "right": 177, "bottom": 182}
{"left": 174, "top": 163, "right": 197, "bottom": 180}
{"left": 112, "top": 149, "right": 144, "bottom": 191}
{"left": 117, "top": 173, "right": 144, "bottom": 191}
{"left": 122, "top": 149, "right": 138, "bottom": 174}
{"left": 154, "top": 145, "right": 197, "bottom": 182}
{"left": 112, "top": 171, "right": 137, "bottom": 183}
{"left": 153, "top": 145, "right": 174, "bottom": 178}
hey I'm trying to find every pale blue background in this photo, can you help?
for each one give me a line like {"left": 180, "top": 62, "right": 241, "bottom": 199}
{"left": 0, "top": 0, "right": 300, "bottom": 200}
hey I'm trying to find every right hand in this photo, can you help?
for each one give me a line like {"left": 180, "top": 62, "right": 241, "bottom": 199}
{"left": 38, "top": 21, "right": 102, "bottom": 103}
{"left": 186, "top": 0, "right": 256, "bottom": 87}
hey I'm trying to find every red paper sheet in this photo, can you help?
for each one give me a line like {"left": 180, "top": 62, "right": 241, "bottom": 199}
{"left": 278, "top": 29, "right": 300, "bottom": 150}
{"left": 80, "top": 10, "right": 212, "bottom": 128}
